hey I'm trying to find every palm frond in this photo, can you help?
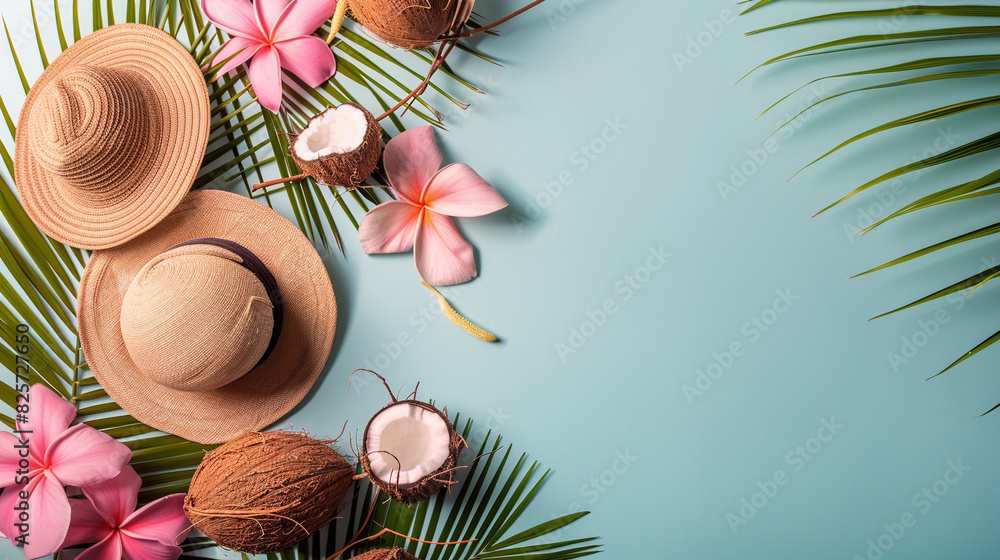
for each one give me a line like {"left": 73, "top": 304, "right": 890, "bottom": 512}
{"left": 269, "top": 417, "right": 599, "bottom": 560}
{"left": 745, "top": 2, "right": 1000, "bottom": 410}
{"left": 0, "top": 2, "right": 589, "bottom": 557}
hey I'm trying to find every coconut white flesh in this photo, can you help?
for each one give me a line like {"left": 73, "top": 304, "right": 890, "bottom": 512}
{"left": 366, "top": 403, "right": 452, "bottom": 486}
{"left": 294, "top": 105, "right": 369, "bottom": 162}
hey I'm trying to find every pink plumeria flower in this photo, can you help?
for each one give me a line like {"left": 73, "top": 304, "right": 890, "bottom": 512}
{"left": 203, "top": 0, "right": 339, "bottom": 112}
{"left": 61, "top": 467, "right": 191, "bottom": 560}
{"left": 358, "top": 126, "right": 508, "bottom": 286}
{"left": 0, "top": 384, "right": 131, "bottom": 559}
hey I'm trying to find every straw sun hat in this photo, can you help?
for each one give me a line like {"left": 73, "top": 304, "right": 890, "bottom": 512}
{"left": 15, "top": 23, "right": 210, "bottom": 250}
{"left": 78, "top": 190, "right": 337, "bottom": 444}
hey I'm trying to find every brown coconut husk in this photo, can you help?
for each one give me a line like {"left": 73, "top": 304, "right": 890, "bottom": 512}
{"left": 183, "top": 431, "right": 354, "bottom": 554}
{"left": 289, "top": 103, "right": 383, "bottom": 188}
{"left": 349, "top": 0, "right": 468, "bottom": 50}
{"left": 360, "top": 399, "right": 466, "bottom": 504}
{"left": 351, "top": 548, "right": 422, "bottom": 560}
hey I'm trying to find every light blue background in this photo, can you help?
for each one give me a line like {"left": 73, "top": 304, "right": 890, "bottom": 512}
{"left": 2, "top": 0, "right": 1000, "bottom": 558}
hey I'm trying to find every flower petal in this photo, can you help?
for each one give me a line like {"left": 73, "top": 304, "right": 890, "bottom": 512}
{"left": 414, "top": 212, "right": 477, "bottom": 286}
{"left": 272, "top": 0, "right": 339, "bottom": 40}
{"left": 75, "top": 532, "right": 123, "bottom": 560}
{"left": 0, "top": 481, "right": 29, "bottom": 547}
{"left": 202, "top": 0, "right": 264, "bottom": 41}
{"left": 0, "top": 431, "right": 34, "bottom": 487}
{"left": 81, "top": 466, "right": 141, "bottom": 529}
{"left": 248, "top": 46, "right": 284, "bottom": 113}
{"left": 359, "top": 201, "right": 422, "bottom": 254}
{"left": 45, "top": 424, "right": 131, "bottom": 488}
{"left": 121, "top": 533, "right": 184, "bottom": 560}
{"left": 121, "top": 495, "right": 191, "bottom": 546}
{"left": 63, "top": 496, "right": 112, "bottom": 549}
{"left": 273, "top": 36, "right": 336, "bottom": 88}
{"left": 209, "top": 36, "right": 263, "bottom": 76}
{"left": 423, "top": 163, "right": 507, "bottom": 217}
{"left": 22, "top": 475, "right": 72, "bottom": 559}
{"left": 21, "top": 384, "right": 75, "bottom": 458}
{"left": 384, "top": 126, "right": 443, "bottom": 204}
{"left": 255, "top": 0, "right": 292, "bottom": 39}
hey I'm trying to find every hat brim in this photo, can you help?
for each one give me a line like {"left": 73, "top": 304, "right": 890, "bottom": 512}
{"left": 78, "top": 190, "right": 337, "bottom": 444}
{"left": 15, "top": 23, "right": 210, "bottom": 250}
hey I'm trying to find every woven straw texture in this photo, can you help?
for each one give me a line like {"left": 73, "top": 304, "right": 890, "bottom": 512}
{"left": 78, "top": 190, "right": 337, "bottom": 444}
{"left": 15, "top": 23, "right": 210, "bottom": 250}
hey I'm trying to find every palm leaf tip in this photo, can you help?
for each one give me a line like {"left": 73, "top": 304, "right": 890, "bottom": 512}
{"left": 743, "top": 1, "right": 1000, "bottom": 407}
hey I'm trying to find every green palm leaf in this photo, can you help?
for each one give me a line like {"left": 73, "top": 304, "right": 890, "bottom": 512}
{"left": 259, "top": 417, "right": 599, "bottom": 560}
{"left": 1, "top": 2, "right": 593, "bottom": 557}
{"left": 745, "top": 2, "right": 1000, "bottom": 411}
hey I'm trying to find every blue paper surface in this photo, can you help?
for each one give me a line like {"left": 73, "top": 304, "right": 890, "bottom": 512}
{"left": 1, "top": 0, "right": 999, "bottom": 558}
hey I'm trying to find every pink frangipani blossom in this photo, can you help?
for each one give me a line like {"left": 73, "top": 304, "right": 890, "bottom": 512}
{"left": 61, "top": 467, "right": 191, "bottom": 560}
{"left": 358, "top": 126, "right": 508, "bottom": 286}
{"left": 203, "top": 0, "right": 339, "bottom": 112}
{"left": 0, "top": 384, "right": 131, "bottom": 559}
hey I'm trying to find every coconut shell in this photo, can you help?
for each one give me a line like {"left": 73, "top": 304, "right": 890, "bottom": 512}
{"left": 183, "top": 431, "right": 354, "bottom": 554}
{"left": 351, "top": 548, "right": 421, "bottom": 560}
{"left": 361, "top": 400, "right": 465, "bottom": 504}
{"left": 291, "top": 103, "right": 382, "bottom": 187}
{"left": 350, "top": 0, "right": 466, "bottom": 49}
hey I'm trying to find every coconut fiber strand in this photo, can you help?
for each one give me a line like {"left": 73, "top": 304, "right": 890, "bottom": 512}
{"left": 184, "top": 431, "right": 353, "bottom": 554}
{"left": 353, "top": 548, "right": 421, "bottom": 560}
{"left": 361, "top": 400, "right": 465, "bottom": 503}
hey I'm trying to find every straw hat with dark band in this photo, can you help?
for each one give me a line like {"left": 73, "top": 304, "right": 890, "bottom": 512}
{"left": 78, "top": 190, "right": 337, "bottom": 444}
{"left": 15, "top": 23, "right": 210, "bottom": 250}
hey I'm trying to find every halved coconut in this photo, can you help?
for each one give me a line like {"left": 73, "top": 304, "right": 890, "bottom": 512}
{"left": 350, "top": 0, "right": 471, "bottom": 49}
{"left": 361, "top": 399, "right": 464, "bottom": 503}
{"left": 290, "top": 103, "right": 382, "bottom": 187}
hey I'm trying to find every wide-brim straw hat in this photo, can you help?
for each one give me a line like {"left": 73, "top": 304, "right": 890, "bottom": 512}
{"left": 78, "top": 190, "right": 337, "bottom": 444}
{"left": 15, "top": 23, "right": 210, "bottom": 250}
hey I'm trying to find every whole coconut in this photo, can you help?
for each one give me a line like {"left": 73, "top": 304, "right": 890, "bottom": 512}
{"left": 183, "top": 431, "right": 354, "bottom": 554}
{"left": 350, "top": 0, "right": 470, "bottom": 49}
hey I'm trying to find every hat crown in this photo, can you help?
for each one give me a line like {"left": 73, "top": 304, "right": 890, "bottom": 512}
{"left": 29, "top": 65, "right": 155, "bottom": 196}
{"left": 119, "top": 244, "right": 275, "bottom": 392}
